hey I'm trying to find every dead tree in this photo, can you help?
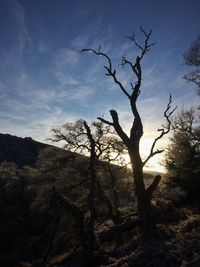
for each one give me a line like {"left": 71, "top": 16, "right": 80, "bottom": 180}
{"left": 82, "top": 26, "right": 176, "bottom": 239}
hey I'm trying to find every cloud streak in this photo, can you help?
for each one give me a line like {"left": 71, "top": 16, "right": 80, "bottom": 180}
{"left": 9, "top": 0, "right": 31, "bottom": 55}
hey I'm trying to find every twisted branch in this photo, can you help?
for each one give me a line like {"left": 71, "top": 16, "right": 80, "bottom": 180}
{"left": 81, "top": 48, "right": 131, "bottom": 99}
{"left": 143, "top": 95, "right": 177, "bottom": 166}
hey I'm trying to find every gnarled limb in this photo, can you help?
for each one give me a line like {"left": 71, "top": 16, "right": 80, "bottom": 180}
{"left": 81, "top": 48, "right": 131, "bottom": 99}
{"left": 146, "top": 175, "right": 161, "bottom": 201}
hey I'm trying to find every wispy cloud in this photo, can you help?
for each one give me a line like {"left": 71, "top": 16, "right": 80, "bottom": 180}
{"left": 37, "top": 40, "right": 49, "bottom": 54}
{"left": 53, "top": 48, "right": 80, "bottom": 86}
{"left": 54, "top": 72, "right": 80, "bottom": 86}
{"left": 1, "top": 2, "right": 198, "bottom": 157}
{"left": 71, "top": 34, "right": 92, "bottom": 50}
{"left": 67, "top": 86, "right": 94, "bottom": 102}
{"left": 0, "top": 94, "right": 80, "bottom": 142}
{"left": 55, "top": 48, "right": 79, "bottom": 67}
{"left": 9, "top": 0, "right": 31, "bottom": 55}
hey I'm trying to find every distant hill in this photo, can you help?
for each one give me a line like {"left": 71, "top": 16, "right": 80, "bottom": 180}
{"left": 0, "top": 133, "right": 49, "bottom": 166}
{"left": 0, "top": 133, "right": 162, "bottom": 175}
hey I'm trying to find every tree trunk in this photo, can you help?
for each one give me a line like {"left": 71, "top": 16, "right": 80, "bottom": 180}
{"left": 129, "top": 150, "right": 150, "bottom": 240}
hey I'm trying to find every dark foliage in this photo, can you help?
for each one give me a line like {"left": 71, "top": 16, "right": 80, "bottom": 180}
{"left": 164, "top": 107, "right": 200, "bottom": 203}
{"left": 0, "top": 133, "right": 200, "bottom": 266}
{"left": 183, "top": 36, "right": 200, "bottom": 95}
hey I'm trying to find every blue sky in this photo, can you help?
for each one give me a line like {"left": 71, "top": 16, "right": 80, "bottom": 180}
{"left": 0, "top": 0, "right": 200, "bottom": 170}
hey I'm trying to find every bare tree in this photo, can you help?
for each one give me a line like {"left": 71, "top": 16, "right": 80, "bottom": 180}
{"left": 183, "top": 36, "right": 200, "bottom": 95}
{"left": 50, "top": 120, "right": 127, "bottom": 265}
{"left": 51, "top": 121, "right": 99, "bottom": 266}
{"left": 50, "top": 119, "right": 125, "bottom": 163}
{"left": 50, "top": 119, "right": 126, "bottom": 224}
{"left": 82, "top": 27, "right": 176, "bottom": 239}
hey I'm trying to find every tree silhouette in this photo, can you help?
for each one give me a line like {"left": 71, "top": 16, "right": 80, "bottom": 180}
{"left": 82, "top": 27, "right": 176, "bottom": 239}
{"left": 51, "top": 121, "right": 98, "bottom": 266}
{"left": 49, "top": 120, "right": 129, "bottom": 265}
{"left": 50, "top": 119, "right": 126, "bottom": 224}
{"left": 183, "top": 36, "right": 200, "bottom": 95}
{"left": 165, "top": 107, "right": 200, "bottom": 202}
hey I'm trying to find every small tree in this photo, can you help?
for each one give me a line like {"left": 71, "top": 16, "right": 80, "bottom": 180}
{"left": 183, "top": 36, "right": 200, "bottom": 95}
{"left": 82, "top": 27, "right": 176, "bottom": 239}
{"left": 50, "top": 121, "right": 99, "bottom": 266}
{"left": 50, "top": 119, "right": 125, "bottom": 162}
{"left": 49, "top": 120, "right": 128, "bottom": 265}
{"left": 50, "top": 119, "right": 127, "bottom": 224}
{"left": 171, "top": 107, "right": 200, "bottom": 142}
{"left": 165, "top": 107, "right": 200, "bottom": 202}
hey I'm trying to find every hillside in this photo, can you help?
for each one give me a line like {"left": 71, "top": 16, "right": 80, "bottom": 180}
{"left": 0, "top": 133, "right": 49, "bottom": 166}
{"left": 0, "top": 133, "right": 200, "bottom": 267}
{"left": 0, "top": 133, "right": 133, "bottom": 266}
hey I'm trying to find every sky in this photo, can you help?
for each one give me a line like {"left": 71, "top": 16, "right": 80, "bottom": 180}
{"left": 0, "top": 0, "right": 200, "bottom": 172}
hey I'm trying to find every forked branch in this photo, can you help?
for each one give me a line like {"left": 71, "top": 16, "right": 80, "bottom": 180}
{"left": 126, "top": 26, "right": 156, "bottom": 60}
{"left": 122, "top": 27, "right": 155, "bottom": 79}
{"left": 81, "top": 48, "right": 131, "bottom": 99}
{"left": 98, "top": 110, "right": 130, "bottom": 147}
{"left": 142, "top": 95, "right": 177, "bottom": 166}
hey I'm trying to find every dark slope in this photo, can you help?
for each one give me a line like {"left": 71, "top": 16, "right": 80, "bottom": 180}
{"left": 0, "top": 133, "right": 49, "bottom": 166}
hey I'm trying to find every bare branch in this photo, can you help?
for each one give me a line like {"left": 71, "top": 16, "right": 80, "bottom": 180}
{"left": 81, "top": 48, "right": 112, "bottom": 70}
{"left": 126, "top": 32, "right": 143, "bottom": 51}
{"left": 126, "top": 26, "right": 156, "bottom": 60}
{"left": 143, "top": 95, "right": 177, "bottom": 166}
{"left": 108, "top": 110, "right": 130, "bottom": 147}
{"left": 97, "top": 116, "right": 114, "bottom": 126}
{"left": 82, "top": 48, "right": 131, "bottom": 99}
{"left": 121, "top": 57, "right": 139, "bottom": 79}
{"left": 183, "top": 70, "right": 200, "bottom": 91}
{"left": 164, "top": 94, "right": 178, "bottom": 131}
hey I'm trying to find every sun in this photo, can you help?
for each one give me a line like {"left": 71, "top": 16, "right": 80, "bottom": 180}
{"left": 141, "top": 138, "right": 166, "bottom": 173}
{"left": 121, "top": 138, "right": 166, "bottom": 173}
{"left": 143, "top": 156, "right": 165, "bottom": 173}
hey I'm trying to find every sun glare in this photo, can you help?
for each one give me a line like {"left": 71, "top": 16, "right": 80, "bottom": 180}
{"left": 121, "top": 138, "right": 166, "bottom": 173}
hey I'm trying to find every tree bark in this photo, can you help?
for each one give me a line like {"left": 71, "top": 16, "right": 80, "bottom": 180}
{"left": 129, "top": 149, "right": 150, "bottom": 240}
